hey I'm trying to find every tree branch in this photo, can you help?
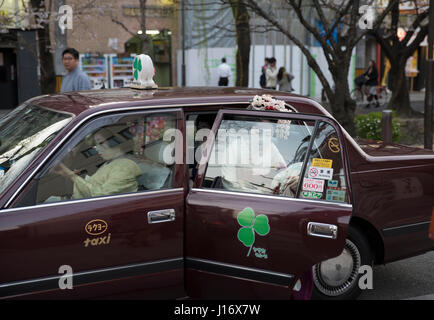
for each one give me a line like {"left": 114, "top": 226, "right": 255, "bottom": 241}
{"left": 245, "top": 0, "right": 334, "bottom": 99}
{"left": 110, "top": 16, "right": 136, "bottom": 37}
{"left": 287, "top": 0, "right": 337, "bottom": 56}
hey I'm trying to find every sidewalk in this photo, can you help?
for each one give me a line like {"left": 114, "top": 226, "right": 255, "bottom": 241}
{"left": 355, "top": 90, "right": 427, "bottom": 115}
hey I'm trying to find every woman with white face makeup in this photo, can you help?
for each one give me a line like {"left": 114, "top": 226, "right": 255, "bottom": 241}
{"left": 56, "top": 128, "right": 142, "bottom": 200}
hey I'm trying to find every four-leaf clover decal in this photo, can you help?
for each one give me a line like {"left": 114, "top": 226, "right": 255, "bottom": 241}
{"left": 237, "top": 207, "right": 270, "bottom": 257}
{"left": 133, "top": 57, "right": 142, "bottom": 80}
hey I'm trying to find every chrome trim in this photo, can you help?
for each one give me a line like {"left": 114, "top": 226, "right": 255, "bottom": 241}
{"left": 147, "top": 209, "right": 176, "bottom": 224}
{"left": 383, "top": 221, "right": 431, "bottom": 231}
{"left": 190, "top": 188, "right": 353, "bottom": 209}
{"left": 1, "top": 188, "right": 183, "bottom": 214}
{"left": 186, "top": 257, "right": 294, "bottom": 280}
{"left": 382, "top": 221, "right": 431, "bottom": 237}
{"left": 353, "top": 164, "right": 434, "bottom": 175}
{"left": 307, "top": 222, "right": 338, "bottom": 239}
{"left": 35, "top": 104, "right": 76, "bottom": 118}
{"left": 0, "top": 257, "right": 183, "bottom": 291}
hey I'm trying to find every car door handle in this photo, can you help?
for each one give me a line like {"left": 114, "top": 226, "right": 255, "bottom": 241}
{"left": 147, "top": 209, "right": 176, "bottom": 224}
{"left": 307, "top": 222, "right": 338, "bottom": 239}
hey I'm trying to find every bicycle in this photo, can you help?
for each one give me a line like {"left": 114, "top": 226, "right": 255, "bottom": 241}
{"left": 351, "top": 85, "right": 390, "bottom": 108}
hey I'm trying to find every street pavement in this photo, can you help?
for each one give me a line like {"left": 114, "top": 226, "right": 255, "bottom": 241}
{"left": 358, "top": 251, "right": 434, "bottom": 300}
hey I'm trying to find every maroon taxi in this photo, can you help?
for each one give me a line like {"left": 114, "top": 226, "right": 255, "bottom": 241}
{"left": 0, "top": 87, "right": 432, "bottom": 300}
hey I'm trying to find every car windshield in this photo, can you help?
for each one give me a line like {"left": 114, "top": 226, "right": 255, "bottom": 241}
{"left": 0, "top": 103, "right": 73, "bottom": 195}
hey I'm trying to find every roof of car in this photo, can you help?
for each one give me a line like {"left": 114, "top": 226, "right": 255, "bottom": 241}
{"left": 28, "top": 87, "right": 326, "bottom": 117}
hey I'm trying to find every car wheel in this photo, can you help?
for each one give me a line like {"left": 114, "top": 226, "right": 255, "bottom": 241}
{"left": 311, "top": 226, "right": 373, "bottom": 300}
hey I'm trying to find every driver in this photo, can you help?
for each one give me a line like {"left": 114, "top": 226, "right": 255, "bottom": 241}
{"left": 55, "top": 128, "right": 142, "bottom": 199}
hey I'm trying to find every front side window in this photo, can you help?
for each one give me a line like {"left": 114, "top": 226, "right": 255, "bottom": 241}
{"left": 300, "top": 121, "right": 348, "bottom": 203}
{"left": 14, "top": 112, "right": 178, "bottom": 207}
{"left": 203, "top": 115, "right": 349, "bottom": 204}
{"left": 0, "top": 104, "right": 73, "bottom": 194}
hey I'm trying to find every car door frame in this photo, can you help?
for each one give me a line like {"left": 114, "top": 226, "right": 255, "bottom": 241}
{"left": 0, "top": 106, "right": 186, "bottom": 300}
{"left": 185, "top": 109, "right": 354, "bottom": 299}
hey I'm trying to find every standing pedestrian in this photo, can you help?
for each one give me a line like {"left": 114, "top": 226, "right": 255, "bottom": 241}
{"left": 217, "top": 57, "right": 232, "bottom": 86}
{"left": 265, "top": 57, "right": 278, "bottom": 90}
{"left": 259, "top": 58, "right": 270, "bottom": 88}
{"left": 277, "top": 67, "right": 294, "bottom": 92}
{"left": 60, "top": 48, "right": 91, "bottom": 92}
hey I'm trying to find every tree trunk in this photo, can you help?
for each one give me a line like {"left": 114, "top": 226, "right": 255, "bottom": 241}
{"left": 388, "top": 58, "right": 414, "bottom": 116}
{"left": 140, "top": 0, "right": 149, "bottom": 54}
{"left": 230, "top": 0, "right": 250, "bottom": 86}
{"left": 330, "top": 91, "right": 356, "bottom": 136}
{"left": 31, "top": 0, "right": 56, "bottom": 94}
{"left": 327, "top": 63, "right": 356, "bottom": 136}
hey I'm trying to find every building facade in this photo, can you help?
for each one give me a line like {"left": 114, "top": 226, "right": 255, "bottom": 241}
{"left": 65, "top": 0, "right": 179, "bottom": 88}
{"left": 0, "top": 0, "right": 40, "bottom": 109}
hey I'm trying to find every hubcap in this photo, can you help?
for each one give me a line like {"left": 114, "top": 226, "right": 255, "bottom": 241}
{"left": 313, "top": 239, "right": 361, "bottom": 297}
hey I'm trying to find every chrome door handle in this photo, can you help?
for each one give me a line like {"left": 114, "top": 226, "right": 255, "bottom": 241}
{"left": 307, "top": 222, "right": 338, "bottom": 239}
{"left": 147, "top": 209, "right": 176, "bottom": 224}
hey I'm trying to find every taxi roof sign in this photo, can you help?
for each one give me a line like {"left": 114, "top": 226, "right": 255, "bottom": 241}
{"left": 130, "top": 54, "right": 158, "bottom": 90}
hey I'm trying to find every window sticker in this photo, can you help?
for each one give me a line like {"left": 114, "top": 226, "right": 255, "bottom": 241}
{"left": 302, "top": 178, "right": 325, "bottom": 193}
{"left": 328, "top": 137, "right": 340, "bottom": 153}
{"left": 312, "top": 158, "right": 333, "bottom": 168}
{"left": 308, "top": 166, "right": 333, "bottom": 180}
{"left": 326, "top": 189, "right": 346, "bottom": 202}
{"left": 301, "top": 191, "right": 322, "bottom": 200}
{"left": 327, "top": 180, "right": 339, "bottom": 188}
{"left": 237, "top": 207, "right": 270, "bottom": 258}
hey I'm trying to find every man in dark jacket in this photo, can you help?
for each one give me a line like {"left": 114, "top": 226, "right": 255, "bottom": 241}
{"left": 363, "top": 60, "right": 379, "bottom": 108}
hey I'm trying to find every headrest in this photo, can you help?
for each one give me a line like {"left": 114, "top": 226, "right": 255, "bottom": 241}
{"left": 144, "top": 140, "right": 171, "bottom": 165}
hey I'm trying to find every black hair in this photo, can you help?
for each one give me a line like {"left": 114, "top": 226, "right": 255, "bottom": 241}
{"left": 269, "top": 57, "right": 276, "bottom": 64}
{"left": 222, "top": 57, "right": 226, "bottom": 63}
{"left": 277, "top": 67, "right": 285, "bottom": 81}
{"left": 62, "top": 48, "right": 79, "bottom": 60}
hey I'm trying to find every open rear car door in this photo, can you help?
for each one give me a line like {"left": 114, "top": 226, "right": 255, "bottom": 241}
{"left": 185, "top": 109, "right": 354, "bottom": 299}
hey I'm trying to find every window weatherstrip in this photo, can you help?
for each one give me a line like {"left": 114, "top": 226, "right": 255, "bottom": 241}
{"left": 295, "top": 120, "right": 320, "bottom": 199}
{"left": 1, "top": 188, "right": 183, "bottom": 214}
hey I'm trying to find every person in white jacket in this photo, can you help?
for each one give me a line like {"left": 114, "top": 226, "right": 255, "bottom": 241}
{"left": 265, "top": 57, "right": 278, "bottom": 90}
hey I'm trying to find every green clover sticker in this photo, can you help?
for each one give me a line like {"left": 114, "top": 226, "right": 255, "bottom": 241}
{"left": 133, "top": 57, "right": 142, "bottom": 80}
{"left": 236, "top": 207, "right": 270, "bottom": 257}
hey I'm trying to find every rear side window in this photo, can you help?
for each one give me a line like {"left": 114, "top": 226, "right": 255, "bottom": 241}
{"left": 202, "top": 115, "right": 349, "bottom": 204}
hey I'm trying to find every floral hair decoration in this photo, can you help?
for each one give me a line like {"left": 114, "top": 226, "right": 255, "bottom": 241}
{"left": 248, "top": 95, "right": 293, "bottom": 139}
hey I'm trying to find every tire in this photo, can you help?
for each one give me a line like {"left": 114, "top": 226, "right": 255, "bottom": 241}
{"left": 311, "top": 226, "right": 373, "bottom": 300}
